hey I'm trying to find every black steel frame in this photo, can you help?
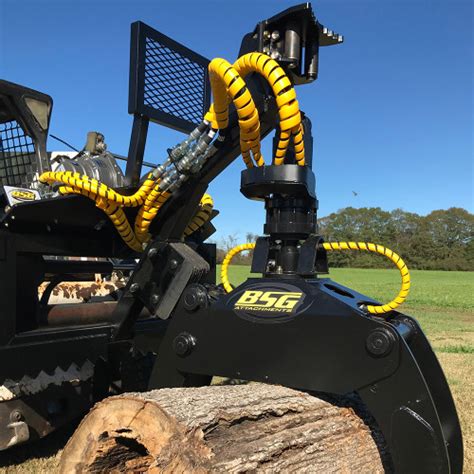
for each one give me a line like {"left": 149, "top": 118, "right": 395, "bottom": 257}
{"left": 128, "top": 21, "right": 211, "bottom": 133}
{"left": 126, "top": 21, "right": 211, "bottom": 185}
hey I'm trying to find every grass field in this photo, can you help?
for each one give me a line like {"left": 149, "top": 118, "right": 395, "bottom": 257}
{"left": 1, "top": 268, "right": 472, "bottom": 472}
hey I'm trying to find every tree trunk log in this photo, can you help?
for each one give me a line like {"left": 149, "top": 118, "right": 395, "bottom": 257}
{"left": 59, "top": 383, "right": 391, "bottom": 473}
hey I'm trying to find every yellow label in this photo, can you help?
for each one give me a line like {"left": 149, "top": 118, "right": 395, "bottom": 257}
{"left": 234, "top": 290, "right": 303, "bottom": 314}
{"left": 10, "top": 189, "right": 36, "bottom": 201}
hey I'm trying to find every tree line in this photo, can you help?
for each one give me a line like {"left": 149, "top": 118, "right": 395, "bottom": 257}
{"left": 216, "top": 207, "right": 474, "bottom": 271}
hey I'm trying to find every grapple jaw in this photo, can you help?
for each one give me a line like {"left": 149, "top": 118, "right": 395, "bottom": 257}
{"left": 149, "top": 277, "right": 463, "bottom": 473}
{"left": 359, "top": 313, "right": 463, "bottom": 473}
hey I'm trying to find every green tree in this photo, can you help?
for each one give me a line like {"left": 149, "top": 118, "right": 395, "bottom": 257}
{"left": 317, "top": 207, "right": 473, "bottom": 271}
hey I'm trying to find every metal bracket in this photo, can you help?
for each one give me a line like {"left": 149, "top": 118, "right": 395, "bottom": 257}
{"left": 6, "top": 421, "right": 29, "bottom": 448}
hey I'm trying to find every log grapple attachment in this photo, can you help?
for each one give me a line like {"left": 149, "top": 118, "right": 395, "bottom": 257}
{"left": 0, "top": 3, "right": 462, "bottom": 472}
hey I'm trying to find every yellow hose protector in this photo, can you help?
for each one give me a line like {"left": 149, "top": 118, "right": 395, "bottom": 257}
{"left": 40, "top": 171, "right": 156, "bottom": 207}
{"left": 322, "top": 242, "right": 411, "bottom": 314}
{"left": 221, "top": 242, "right": 256, "bottom": 293}
{"left": 40, "top": 170, "right": 160, "bottom": 250}
{"left": 205, "top": 53, "right": 305, "bottom": 167}
{"left": 183, "top": 193, "right": 214, "bottom": 237}
{"left": 57, "top": 185, "right": 143, "bottom": 252}
{"left": 234, "top": 53, "right": 305, "bottom": 166}
{"left": 40, "top": 54, "right": 308, "bottom": 249}
{"left": 205, "top": 59, "right": 263, "bottom": 168}
{"left": 134, "top": 183, "right": 171, "bottom": 244}
{"left": 221, "top": 241, "right": 410, "bottom": 315}
{"left": 40, "top": 171, "right": 213, "bottom": 250}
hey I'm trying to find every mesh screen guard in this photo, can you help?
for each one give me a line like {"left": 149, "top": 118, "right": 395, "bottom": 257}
{"left": 129, "top": 22, "right": 211, "bottom": 134}
{"left": 0, "top": 120, "right": 36, "bottom": 187}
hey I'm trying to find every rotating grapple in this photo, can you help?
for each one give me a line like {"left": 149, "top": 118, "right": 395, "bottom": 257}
{"left": 0, "top": 3, "right": 462, "bottom": 472}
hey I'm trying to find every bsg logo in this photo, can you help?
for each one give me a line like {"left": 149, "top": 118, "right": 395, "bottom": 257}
{"left": 234, "top": 290, "right": 303, "bottom": 314}
{"left": 10, "top": 189, "right": 36, "bottom": 201}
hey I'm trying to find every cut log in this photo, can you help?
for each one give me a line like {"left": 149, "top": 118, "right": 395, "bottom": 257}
{"left": 59, "top": 383, "right": 391, "bottom": 473}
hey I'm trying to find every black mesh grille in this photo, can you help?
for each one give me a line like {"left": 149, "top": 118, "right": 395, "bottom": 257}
{"left": 129, "top": 22, "right": 210, "bottom": 134}
{"left": 143, "top": 37, "right": 207, "bottom": 125}
{"left": 0, "top": 120, "right": 36, "bottom": 187}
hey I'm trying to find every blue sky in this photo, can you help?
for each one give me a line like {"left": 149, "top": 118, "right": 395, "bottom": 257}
{"left": 1, "top": 0, "right": 472, "bottom": 241}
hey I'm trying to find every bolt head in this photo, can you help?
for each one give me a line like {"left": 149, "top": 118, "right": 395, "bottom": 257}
{"left": 150, "top": 294, "right": 160, "bottom": 305}
{"left": 183, "top": 285, "right": 207, "bottom": 311}
{"left": 148, "top": 248, "right": 158, "bottom": 259}
{"left": 366, "top": 329, "right": 395, "bottom": 357}
{"left": 129, "top": 283, "right": 140, "bottom": 294}
{"left": 169, "top": 259, "right": 179, "bottom": 270}
{"left": 173, "top": 333, "right": 196, "bottom": 357}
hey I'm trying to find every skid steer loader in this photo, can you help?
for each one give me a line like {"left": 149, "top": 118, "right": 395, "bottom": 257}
{"left": 0, "top": 3, "right": 463, "bottom": 472}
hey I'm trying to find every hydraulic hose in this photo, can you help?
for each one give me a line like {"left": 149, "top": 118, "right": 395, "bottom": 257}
{"left": 40, "top": 171, "right": 157, "bottom": 207}
{"left": 221, "top": 241, "right": 410, "bottom": 315}
{"left": 135, "top": 190, "right": 214, "bottom": 243}
{"left": 205, "top": 58, "right": 263, "bottom": 168}
{"left": 183, "top": 193, "right": 214, "bottom": 237}
{"left": 134, "top": 184, "right": 171, "bottom": 244}
{"left": 57, "top": 185, "right": 143, "bottom": 252}
{"left": 40, "top": 170, "right": 159, "bottom": 250}
{"left": 233, "top": 53, "right": 304, "bottom": 166}
{"left": 221, "top": 242, "right": 256, "bottom": 293}
{"left": 40, "top": 53, "right": 307, "bottom": 250}
{"left": 322, "top": 242, "right": 411, "bottom": 314}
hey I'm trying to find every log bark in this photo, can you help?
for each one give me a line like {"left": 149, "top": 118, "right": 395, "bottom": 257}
{"left": 59, "top": 383, "right": 391, "bottom": 473}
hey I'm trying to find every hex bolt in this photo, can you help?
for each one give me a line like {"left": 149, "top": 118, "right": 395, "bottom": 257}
{"left": 183, "top": 285, "right": 208, "bottom": 312}
{"left": 366, "top": 328, "right": 395, "bottom": 357}
{"left": 148, "top": 248, "right": 158, "bottom": 259}
{"left": 173, "top": 332, "right": 196, "bottom": 357}
{"left": 150, "top": 294, "right": 160, "bottom": 305}
{"left": 129, "top": 283, "right": 140, "bottom": 294}
{"left": 169, "top": 259, "right": 179, "bottom": 271}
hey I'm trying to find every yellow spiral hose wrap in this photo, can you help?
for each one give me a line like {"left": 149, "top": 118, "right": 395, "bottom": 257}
{"left": 41, "top": 168, "right": 215, "bottom": 250}
{"left": 205, "top": 58, "right": 263, "bottom": 168}
{"left": 183, "top": 193, "right": 214, "bottom": 237}
{"left": 57, "top": 185, "right": 143, "bottom": 252}
{"left": 322, "top": 242, "right": 411, "bottom": 314}
{"left": 221, "top": 241, "right": 410, "bottom": 315}
{"left": 39, "top": 54, "right": 313, "bottom": 250}
{"left": 134, "top": 186, "right": 171, "bottom": 244}
{"left": 41, "top": 170, "right": 171, "bottom": 249}
{"left": 205, "top": 53, "right": 305, "bottom": 167}
{"left": 233, "top": 53, "right": 304, "bottom": 166}
{"left": 40, "top": 171, "right": 156, "bottom": 207}
{"left": 40, "top": 170, "right": 160, "bottom": 250}
{"left": 221, "top": 242, "right": 256, "bottom": 293}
